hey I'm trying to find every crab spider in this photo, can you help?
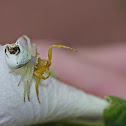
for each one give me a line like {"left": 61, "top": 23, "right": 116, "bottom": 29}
{"left": 34, "top": 45, "right": 77, "bottom": 103}
{"left": 5, "top": 35, "right": 77, "bottom": 103}
{"left": 5, "top": 35, "right": 37, "bottom": 102}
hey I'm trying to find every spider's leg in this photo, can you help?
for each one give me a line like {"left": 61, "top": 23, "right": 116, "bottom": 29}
{"left": 18, "top": 66, "right": 27, "bottom": 86}
{"left": 35, "top": 78, "right": 41, "bottom": 103}
{"left": 26, "top": 43, "right": 37, "bottom": 101}
{"left": 48, "top": 45, "right": 77, "bottom": 62}
{"left": 24, "top": 81, "right": 28, "bottom": 102}
{"left": 26, "top": 68, "right": 31, "bottom": 101}
{"left": 34, "top": 70, "right": 50, "bottom": 103}
{"left": 23, "top": 66, "right": 29, "bottom": 102}
{"left": 24, "top": 81, "right": 27, "bottom": 102}
{"left": 23, "top": 37, "right": 36, "bottom": 101}
{"left": 27, "top": 67, "right": 34, "bottom": 101}
{"left": 33, "top": 43, "right": 37, "bottom": 57}
{"left": 23, "top": 35, "right": 32, "bottom": 54}
{"left": 28, "top": 43, "right": 37, "bottom": 81}
{"left": 35, "top": 73, "right": 50, "bottom": 103}
{"left": 27, "top": 38, "right": 32, "bottom": 54}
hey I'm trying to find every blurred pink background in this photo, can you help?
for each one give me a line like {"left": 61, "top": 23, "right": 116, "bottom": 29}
{"left": 1, "top": 0, "right": 126, "bottom": 98}
{"left": 0, "top": 0, "right": 126, "bottom": 45}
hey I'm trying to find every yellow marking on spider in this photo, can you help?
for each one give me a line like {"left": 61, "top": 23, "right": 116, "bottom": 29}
{"left": 34, "top": 45, "right": 77, "bottom": 103}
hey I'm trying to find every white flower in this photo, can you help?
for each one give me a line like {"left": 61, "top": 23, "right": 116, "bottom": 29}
{"left": 0, "top": 44, "right": 109, "bottom": 126}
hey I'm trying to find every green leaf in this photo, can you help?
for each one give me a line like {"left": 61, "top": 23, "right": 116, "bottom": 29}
{"left": 104, "top": 96, "right": 126, "bottom": 126}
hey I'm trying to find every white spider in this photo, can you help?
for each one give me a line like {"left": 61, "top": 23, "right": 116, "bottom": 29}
{"left": 5, "top": 35, "right": 77, "bottom": 103}
{"left": 5, "top": 35, "right": 37, "bottom": 101}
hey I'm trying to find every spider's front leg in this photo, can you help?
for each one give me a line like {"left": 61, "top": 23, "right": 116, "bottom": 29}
{"left": 35, "top": 78, "right": 41, "bottom": 103}
{"left": 48, "top": 45, "right": 77, "bottom": 62}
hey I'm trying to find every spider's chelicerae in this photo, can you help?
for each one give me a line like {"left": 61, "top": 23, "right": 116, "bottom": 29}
{"left": 5, "top": 35, "right": 77, "bottom": 103}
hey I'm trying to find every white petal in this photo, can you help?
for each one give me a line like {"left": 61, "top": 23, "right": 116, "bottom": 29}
{"left": 0, "top": 45, "right": 109, "bottom": 126}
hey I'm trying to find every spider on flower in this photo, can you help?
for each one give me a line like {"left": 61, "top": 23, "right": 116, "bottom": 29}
{"left": 5, "top": 35, "right": 77, "bottom": 103}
